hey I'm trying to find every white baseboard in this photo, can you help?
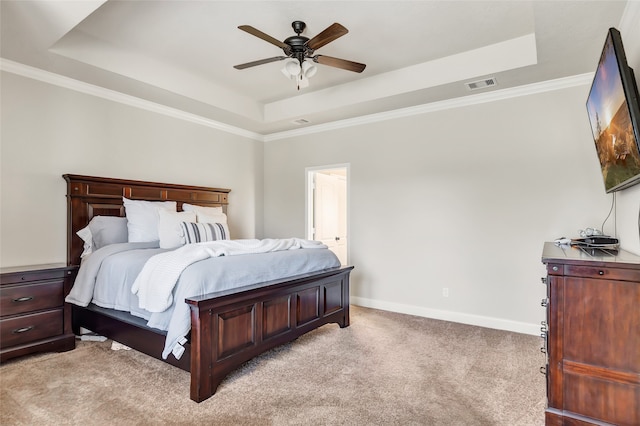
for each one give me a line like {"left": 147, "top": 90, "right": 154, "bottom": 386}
{"left": 350, "top": 296, "right": 541, "bottom": 336}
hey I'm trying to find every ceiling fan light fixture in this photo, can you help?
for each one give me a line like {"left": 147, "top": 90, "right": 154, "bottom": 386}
{"left": 301, "top": 61, "right": 317, "bottom": 78}
{"left": 281, "top": 66, "right": 293, "bottom": 79}
{"left": 298, "top": 75, "right": 310, "bottom": 89}
{"left": 284, "top": 60, "right": 301, "bottom": 76}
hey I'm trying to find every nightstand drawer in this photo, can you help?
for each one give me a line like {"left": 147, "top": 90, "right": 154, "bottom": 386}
{"left": 0, "top": 309, "right": 63, "bottom": 347}
{"left": 0, "top": 268, "right": 70, "bottom": 285}
{"left": 0, "top": 280, "right": 64, "bottom": 317}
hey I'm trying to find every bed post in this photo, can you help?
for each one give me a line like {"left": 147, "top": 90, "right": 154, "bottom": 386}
{"left": 339, "top": 271, "right": 351, "bottom": 328}
{"left": 189, "top": 308, "right": 213, "bottom": 403}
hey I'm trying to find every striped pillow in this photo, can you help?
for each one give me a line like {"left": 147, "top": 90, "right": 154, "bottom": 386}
{"left": 180, "top": 221, "right": 229, "bottom": 244}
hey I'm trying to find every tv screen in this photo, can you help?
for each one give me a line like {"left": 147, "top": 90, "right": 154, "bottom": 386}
{"left": 586, "top": 27, "right": 640, "bottom": 193}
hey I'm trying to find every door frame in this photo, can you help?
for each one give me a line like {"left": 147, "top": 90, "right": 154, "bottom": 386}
{"left": 305, "top": 163, "right": 350, "bottom": 265}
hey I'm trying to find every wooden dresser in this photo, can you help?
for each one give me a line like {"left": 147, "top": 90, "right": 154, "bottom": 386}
{"left": 0, "top": 263, "right": 77, "bottom": 362}
{"left": 541, "top": 242, "right": 640, "bottom": 425}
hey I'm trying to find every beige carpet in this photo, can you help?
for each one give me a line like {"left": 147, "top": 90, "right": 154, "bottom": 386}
{"left": 1, "top": 306, "right": 545, "bottom": 425}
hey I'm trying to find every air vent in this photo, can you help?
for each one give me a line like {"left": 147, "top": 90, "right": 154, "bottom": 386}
{"left": 465, "top": 77, "right": 498, "bottom": 91}
{"left": 293, "top": 118, "right": 311, "bottom": 125}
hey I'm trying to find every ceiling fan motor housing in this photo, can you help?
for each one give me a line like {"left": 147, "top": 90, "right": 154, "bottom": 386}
{"left": 284, "top": 35, "right": 310, "bottom": 57}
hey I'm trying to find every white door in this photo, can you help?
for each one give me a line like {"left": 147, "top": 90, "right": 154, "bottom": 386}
{"left": 313, "top": 171, "right": 347, "bottom": 265}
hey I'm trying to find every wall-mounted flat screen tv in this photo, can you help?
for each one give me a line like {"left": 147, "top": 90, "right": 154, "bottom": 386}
{"left": 586, "top": 27, "right": 640, "bottom": 193}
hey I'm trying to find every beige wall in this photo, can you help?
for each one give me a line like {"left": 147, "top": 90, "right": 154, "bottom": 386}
{"left": 263, "top": 85, "right": 618, "bottom": 333}
{"left": 617, "top": 11, "right": 640, "bottom": 254}
{"left": 0, "top": 71, "right": 264, "bottom": 267}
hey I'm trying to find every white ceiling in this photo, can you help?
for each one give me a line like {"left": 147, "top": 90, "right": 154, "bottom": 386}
{"left": 0, "top": 1, "right": 630, "bottom": 136}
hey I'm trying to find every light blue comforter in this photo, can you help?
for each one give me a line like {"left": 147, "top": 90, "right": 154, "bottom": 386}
{"left": 66, "top": 242, "right": 341, "bottom": 359}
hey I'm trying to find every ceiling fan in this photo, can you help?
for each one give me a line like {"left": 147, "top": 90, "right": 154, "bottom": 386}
{"left": 233, "top": 21, "right": 366, "bottom": 74}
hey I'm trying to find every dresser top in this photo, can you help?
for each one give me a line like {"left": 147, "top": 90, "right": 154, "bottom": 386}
{"left": 542, "top": 242, "right": 640, "bottom": 268}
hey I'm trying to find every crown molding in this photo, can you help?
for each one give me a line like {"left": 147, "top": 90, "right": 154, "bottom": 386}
{"left": 0, "top": 58, "right": 263, "bottom": 141}
{"left": 2, "top": 58, "right": 592, "bottom": 143}
{"left": 264, "top": 73, "right": 594, "bottom": 141}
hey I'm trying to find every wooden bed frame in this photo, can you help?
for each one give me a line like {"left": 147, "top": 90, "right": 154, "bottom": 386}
{"left": 64, "top": 174, "right": 353, "bottom": 402}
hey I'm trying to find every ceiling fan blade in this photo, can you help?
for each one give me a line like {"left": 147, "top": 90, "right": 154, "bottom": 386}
{"left": 234, "top": 56, "right": 287, "bottom": 70}
{"left": 306, "top": 23, "right": 348, "bottom": 51}
{"left": 238, "top": 25, "right": 290, "bottom": 51}
{"left": 314, "top": 55, "right": 366, "bottom": 73}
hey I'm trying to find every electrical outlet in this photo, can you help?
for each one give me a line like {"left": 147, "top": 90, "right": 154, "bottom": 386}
{"left": 442, "top": 287, "right": 449, "bottom": 297}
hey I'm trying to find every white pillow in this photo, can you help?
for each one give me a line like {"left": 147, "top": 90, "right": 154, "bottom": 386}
{"left": 197, "top": 211, "right": 227, "bottom": 224}
{"left": 123, "top": 197, "right": 177, "bottom": 242}
{"left": 158, "top": 209, "right": 196, "bottom": 249}
{"left": 182, "top": 203, "right": 225, "bottom": 219}
{"left": 76, "top": 216, "right": 129, "bottom": 258}
{"left": 90, "top": 216, "right": 128, "bottom": 249}
{"left": 77, "top": 226, "right": 93, "bottom": 258}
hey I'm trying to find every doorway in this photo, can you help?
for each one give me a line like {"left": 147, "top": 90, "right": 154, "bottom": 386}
{"left": 306, "top": 165, "right": 349, "bottom": 265}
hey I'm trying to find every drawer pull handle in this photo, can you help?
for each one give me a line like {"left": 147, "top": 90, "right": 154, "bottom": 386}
{"left": 12, "top": 326, "right": 34, "bottom": 334}
{"left": 598, "top": 270, "right": 604, "bottom": 275}
{"left": 13, "top": 296, "right": 33, "bottom": 303}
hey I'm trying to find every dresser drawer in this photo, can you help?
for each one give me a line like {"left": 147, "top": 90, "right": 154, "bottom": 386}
{"left": 0, "top": 280, "right": 64, "bottom": 317}
{"left": 0, "top": 309, "right": 63, "bottom": 347}
{"left": 564, "top": 265, "right": 640, "bottom": 282}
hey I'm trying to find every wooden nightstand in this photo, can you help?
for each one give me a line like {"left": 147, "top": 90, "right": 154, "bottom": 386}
{"left": 1, "top": 263, "right": 77, "bottom": 362}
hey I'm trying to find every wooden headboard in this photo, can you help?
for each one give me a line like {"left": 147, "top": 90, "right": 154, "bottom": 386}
{"left": 64, "top": 174, "right": 230, "bottom": 267}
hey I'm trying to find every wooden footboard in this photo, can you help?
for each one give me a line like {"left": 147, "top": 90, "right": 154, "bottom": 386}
{"left": 187, "top": 266, "right": 352, "bottom": 402}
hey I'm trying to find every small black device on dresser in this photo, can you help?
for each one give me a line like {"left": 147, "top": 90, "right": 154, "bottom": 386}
{"left": 0, "top": 264, "right": 77, "bottom": 362}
